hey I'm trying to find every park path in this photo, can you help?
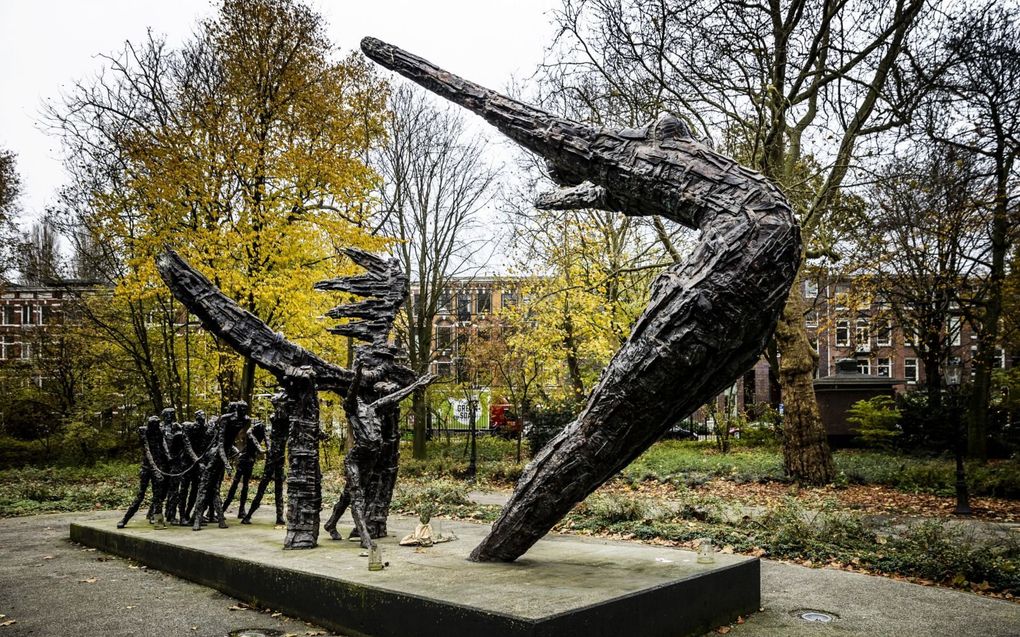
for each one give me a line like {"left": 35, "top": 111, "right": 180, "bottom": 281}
{"left": 1, "top": 510, "right": 1018, "bottom": 636}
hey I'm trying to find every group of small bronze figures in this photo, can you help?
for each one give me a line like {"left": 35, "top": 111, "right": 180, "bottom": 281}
{"left": 118, "top": 400, "right": 286, "bottom": 531}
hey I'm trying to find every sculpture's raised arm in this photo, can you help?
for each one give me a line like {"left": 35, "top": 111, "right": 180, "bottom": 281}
{"left": 361, "top": 37, "right": 802, "bottom": 563}
{"left": 155, "top": 249, "right": 353, "bottom": 393}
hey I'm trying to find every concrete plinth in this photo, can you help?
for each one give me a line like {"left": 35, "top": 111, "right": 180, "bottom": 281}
{"left": 70, "top": 513, "right": 759, "bottom": 637}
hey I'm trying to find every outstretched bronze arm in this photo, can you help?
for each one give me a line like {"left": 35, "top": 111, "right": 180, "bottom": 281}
{"left": 362, "top": 37, "right": 801, "bottom": 562}
{"left": 155, "top": 249, "right": 353, "bottom": 393}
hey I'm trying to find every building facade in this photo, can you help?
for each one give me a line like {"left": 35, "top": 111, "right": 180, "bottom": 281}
{"left": 735, "top": 277, "right": 1014, "bottom": 412}
{"left": 420, "top": 277, "right": 518, "bottom": 382}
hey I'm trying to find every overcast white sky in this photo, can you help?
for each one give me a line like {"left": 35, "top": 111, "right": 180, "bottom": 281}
{"left": 0, "top": 0, "right": 559, "bottom": 227}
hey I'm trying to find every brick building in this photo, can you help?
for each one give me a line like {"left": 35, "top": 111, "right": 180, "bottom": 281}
{"left": 734, "top": 277, "right": 1014, "bottom": 413}
{"left": 420, "top": 277, "right": 518, "bottom": 382}
{"left": 0, "top": 281, "right": 97, "bottom": 383}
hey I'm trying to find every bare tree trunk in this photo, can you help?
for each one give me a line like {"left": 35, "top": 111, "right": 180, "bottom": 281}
{"left": 773, "top": 285, "right": 834, "bottom": 484}
{"left": 969, "top": 171, "right": 1010, "bottom": 459}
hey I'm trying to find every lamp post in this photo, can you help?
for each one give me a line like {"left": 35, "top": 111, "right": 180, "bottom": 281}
{"left": 946, "top": 358, "right": 971, "bottom": 516}
{"left": 467, "top": 389, "right": 479, "bottom": 482}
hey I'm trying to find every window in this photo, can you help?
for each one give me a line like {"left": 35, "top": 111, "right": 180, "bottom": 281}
{"left": 476, "top": 291, "right": 491, "bottom": 314}
{"left": 456, "top": 294, "right": 471, "bottom": 322}
{"left": 436, "top": 325, "right": 453, "bottom": 351}
{"left": 455, "top": 331, "right": 469, "bottom": 354}
{"left": 438, "top": 291, "right": 452, "bottom": 314}
{"left": 994, "top": 348, "right": 1006, "bottom": 369}
{"left": 835, "top": 320, "right": 850, "bottom": 347}
{"left": 834, "top": 283, "right": 850, "bottom": 309}
{"left": 20, "top": 342, "right": 30, "bottom": 360}
{"left": 904, "top": 358, "right": 918, "bottom": 383}
{"left": 501, "top": 290, "right": 518, "bottom": 308}
{"left": 21, "top": 305, "right": 35, "bottom": 325}
{"left": 0, "top": 335, "right": 11, "bottom": 359}
{"left": 948, "top": 316, "right": 962, "bottom": 346}
{"left": 877, "top": 357, "right": 892, "bottom": 377}
{"left": 804, "top": 279, "right": 818, "bottom": 299}
{"left": 905, "top": 322, "right": 922, "bottom": 348}
{"left": 436, "top": 361, "right": 453, "bottom": 378}
{"left": 804, "top": 308, "right": 818, "bottom": 327}
{"left": 876, "top": 320, "right": 892, "bottom": 347}
{"left": 2, "top": 306, "right": 17, "bottom": 325}
{"left": 857, "top": 358, "right": 871, "bottom": 375}
{"left": 855, "top": 319, "right": 870, "bottom": 352}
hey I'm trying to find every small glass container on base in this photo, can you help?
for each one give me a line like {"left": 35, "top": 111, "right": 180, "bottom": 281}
{"left": 368, "top": 544, "right": 384, "bottom": 571}
{"left": 697, "top": 539, "right": 715, "bottom": 564}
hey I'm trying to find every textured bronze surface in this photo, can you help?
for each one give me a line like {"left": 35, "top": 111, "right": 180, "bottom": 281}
{"left": 361, "top": 37, "right": 801, "bottom": 562}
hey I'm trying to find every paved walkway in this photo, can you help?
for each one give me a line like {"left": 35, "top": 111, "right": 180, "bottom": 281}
{"left": 1, "top": 511, "right": 1018, "bottom": 636}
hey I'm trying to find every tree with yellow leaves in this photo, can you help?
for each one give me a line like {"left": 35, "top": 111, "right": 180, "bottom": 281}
{"left": 49, "top": 0, "right": 388, "bottom": 409}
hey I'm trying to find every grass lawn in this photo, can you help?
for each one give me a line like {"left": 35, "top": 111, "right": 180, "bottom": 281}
{"left": 3, "top": 437, "right": 1018, "bottom": 598}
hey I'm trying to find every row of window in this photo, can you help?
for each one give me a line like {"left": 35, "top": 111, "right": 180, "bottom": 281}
{"left": 424, "top": 289, "right": 522, "bottom": 320}
{"left": 847, "top": 350, "right": 1006, "bottom": 382}
{"left": 0, "top": 336, "right": 32, "bottom": 360}
{"left": 831, "top": 317, "right": 964, "bottom": 349}
{"left": 0, "top": 304, "right": 57, "bottom": 326}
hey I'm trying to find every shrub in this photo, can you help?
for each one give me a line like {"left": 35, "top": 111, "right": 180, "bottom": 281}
{"left": 525, "top": 398, "right": 580, "bottom": 457}
{"left": 575, "top": 494, "right": 652, "bottom": 524}
{"left": 847, "top": 396, "right": 901, "bottom": 449}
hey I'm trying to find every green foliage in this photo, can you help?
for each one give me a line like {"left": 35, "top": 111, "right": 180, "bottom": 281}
{"left": 398, "top": 438, "right": 525, "bottom": 485}
{"left": 616, "top": 441, "right": 1020, "bottom": 497}
{"left": 897, "top": 390, "right": 953, "bottom": 452}
{"left": 562, "top": 495, "right": 1020, "bottom": 595}
{"left": 847, "top": 395, "right": 902, "bottom": 449}
{"left": 739, "top": 402, "right": 783, "bottom": 447}
{"left": 622, "top": 440, "right": 786, "bottom": 485}
{"left": 835, "top": 451, "right": 1020, "bottom": 498}
{"left": 525, "top": 397, "right": 581, "bottom": 457}
{"left": 390, "top": 479, "right": 500, "bottom": 522}
{"left": 575, "top": 494, "right": 652, "bottom": 524}
{"left": 0, "top": 461, "right": 137, "bottom": 517}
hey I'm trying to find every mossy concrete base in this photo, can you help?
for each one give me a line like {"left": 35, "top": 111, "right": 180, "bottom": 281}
{"left": 70, "top": 513, "right": 758, "bottom": 637}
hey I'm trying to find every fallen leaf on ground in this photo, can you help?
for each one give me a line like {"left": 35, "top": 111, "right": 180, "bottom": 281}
{"left": 715, "top": 627, "right": 731, "bottom": 634}
{"left": 1, "top": 620, "right": 16, "bottom": 627}
{"left": 41, "top": 555, "right": 54, "bottom": 560}
{"left": 79, "top": 577, "right": 97, "bottom": 584}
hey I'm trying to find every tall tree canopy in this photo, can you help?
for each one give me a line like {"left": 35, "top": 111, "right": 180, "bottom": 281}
{"left": 49, "top": 0, "right": 389, "bottom": 408}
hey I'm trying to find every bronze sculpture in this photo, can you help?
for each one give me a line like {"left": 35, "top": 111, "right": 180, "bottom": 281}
{"left": 223, "top": 419, "right": 266, "bottom": 519}
{"left": 155, "top": 248, "right": 428, "bottom": 549}
{"left": 359, "top": 37, "right": 801, "bottom": 562}
{"left": 118, "top": 416, "right": 170, "bottom": 529}
{"left": 242, "top": 392, "right": 289, "bottom": 526}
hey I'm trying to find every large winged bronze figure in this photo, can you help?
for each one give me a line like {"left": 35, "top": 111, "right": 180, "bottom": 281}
{"left": 360, "top": 37, "right": 802, "bottom": 562}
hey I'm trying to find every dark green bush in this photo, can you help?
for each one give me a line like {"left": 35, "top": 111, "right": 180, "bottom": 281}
{"left": 525, "top": 398, "right": 581, "bottom": 457}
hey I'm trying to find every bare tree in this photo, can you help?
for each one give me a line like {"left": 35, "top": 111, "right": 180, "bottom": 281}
{"left": 538, "top": 0, "right": 928, "bottom": 482}
{"left": 0, "top": 148, "right": 21, "bottom": 284}
{"left": 376, "top": 84, "right": 498, "bottom": 459}
{"left": 927, "top": 5, "right": 1020, "bottom": 458}
{"left": 18, "top": 221, "right": 62, "bottom": 285}
{"left": 857, "top": 135, "right": 991, "bottom": 409}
